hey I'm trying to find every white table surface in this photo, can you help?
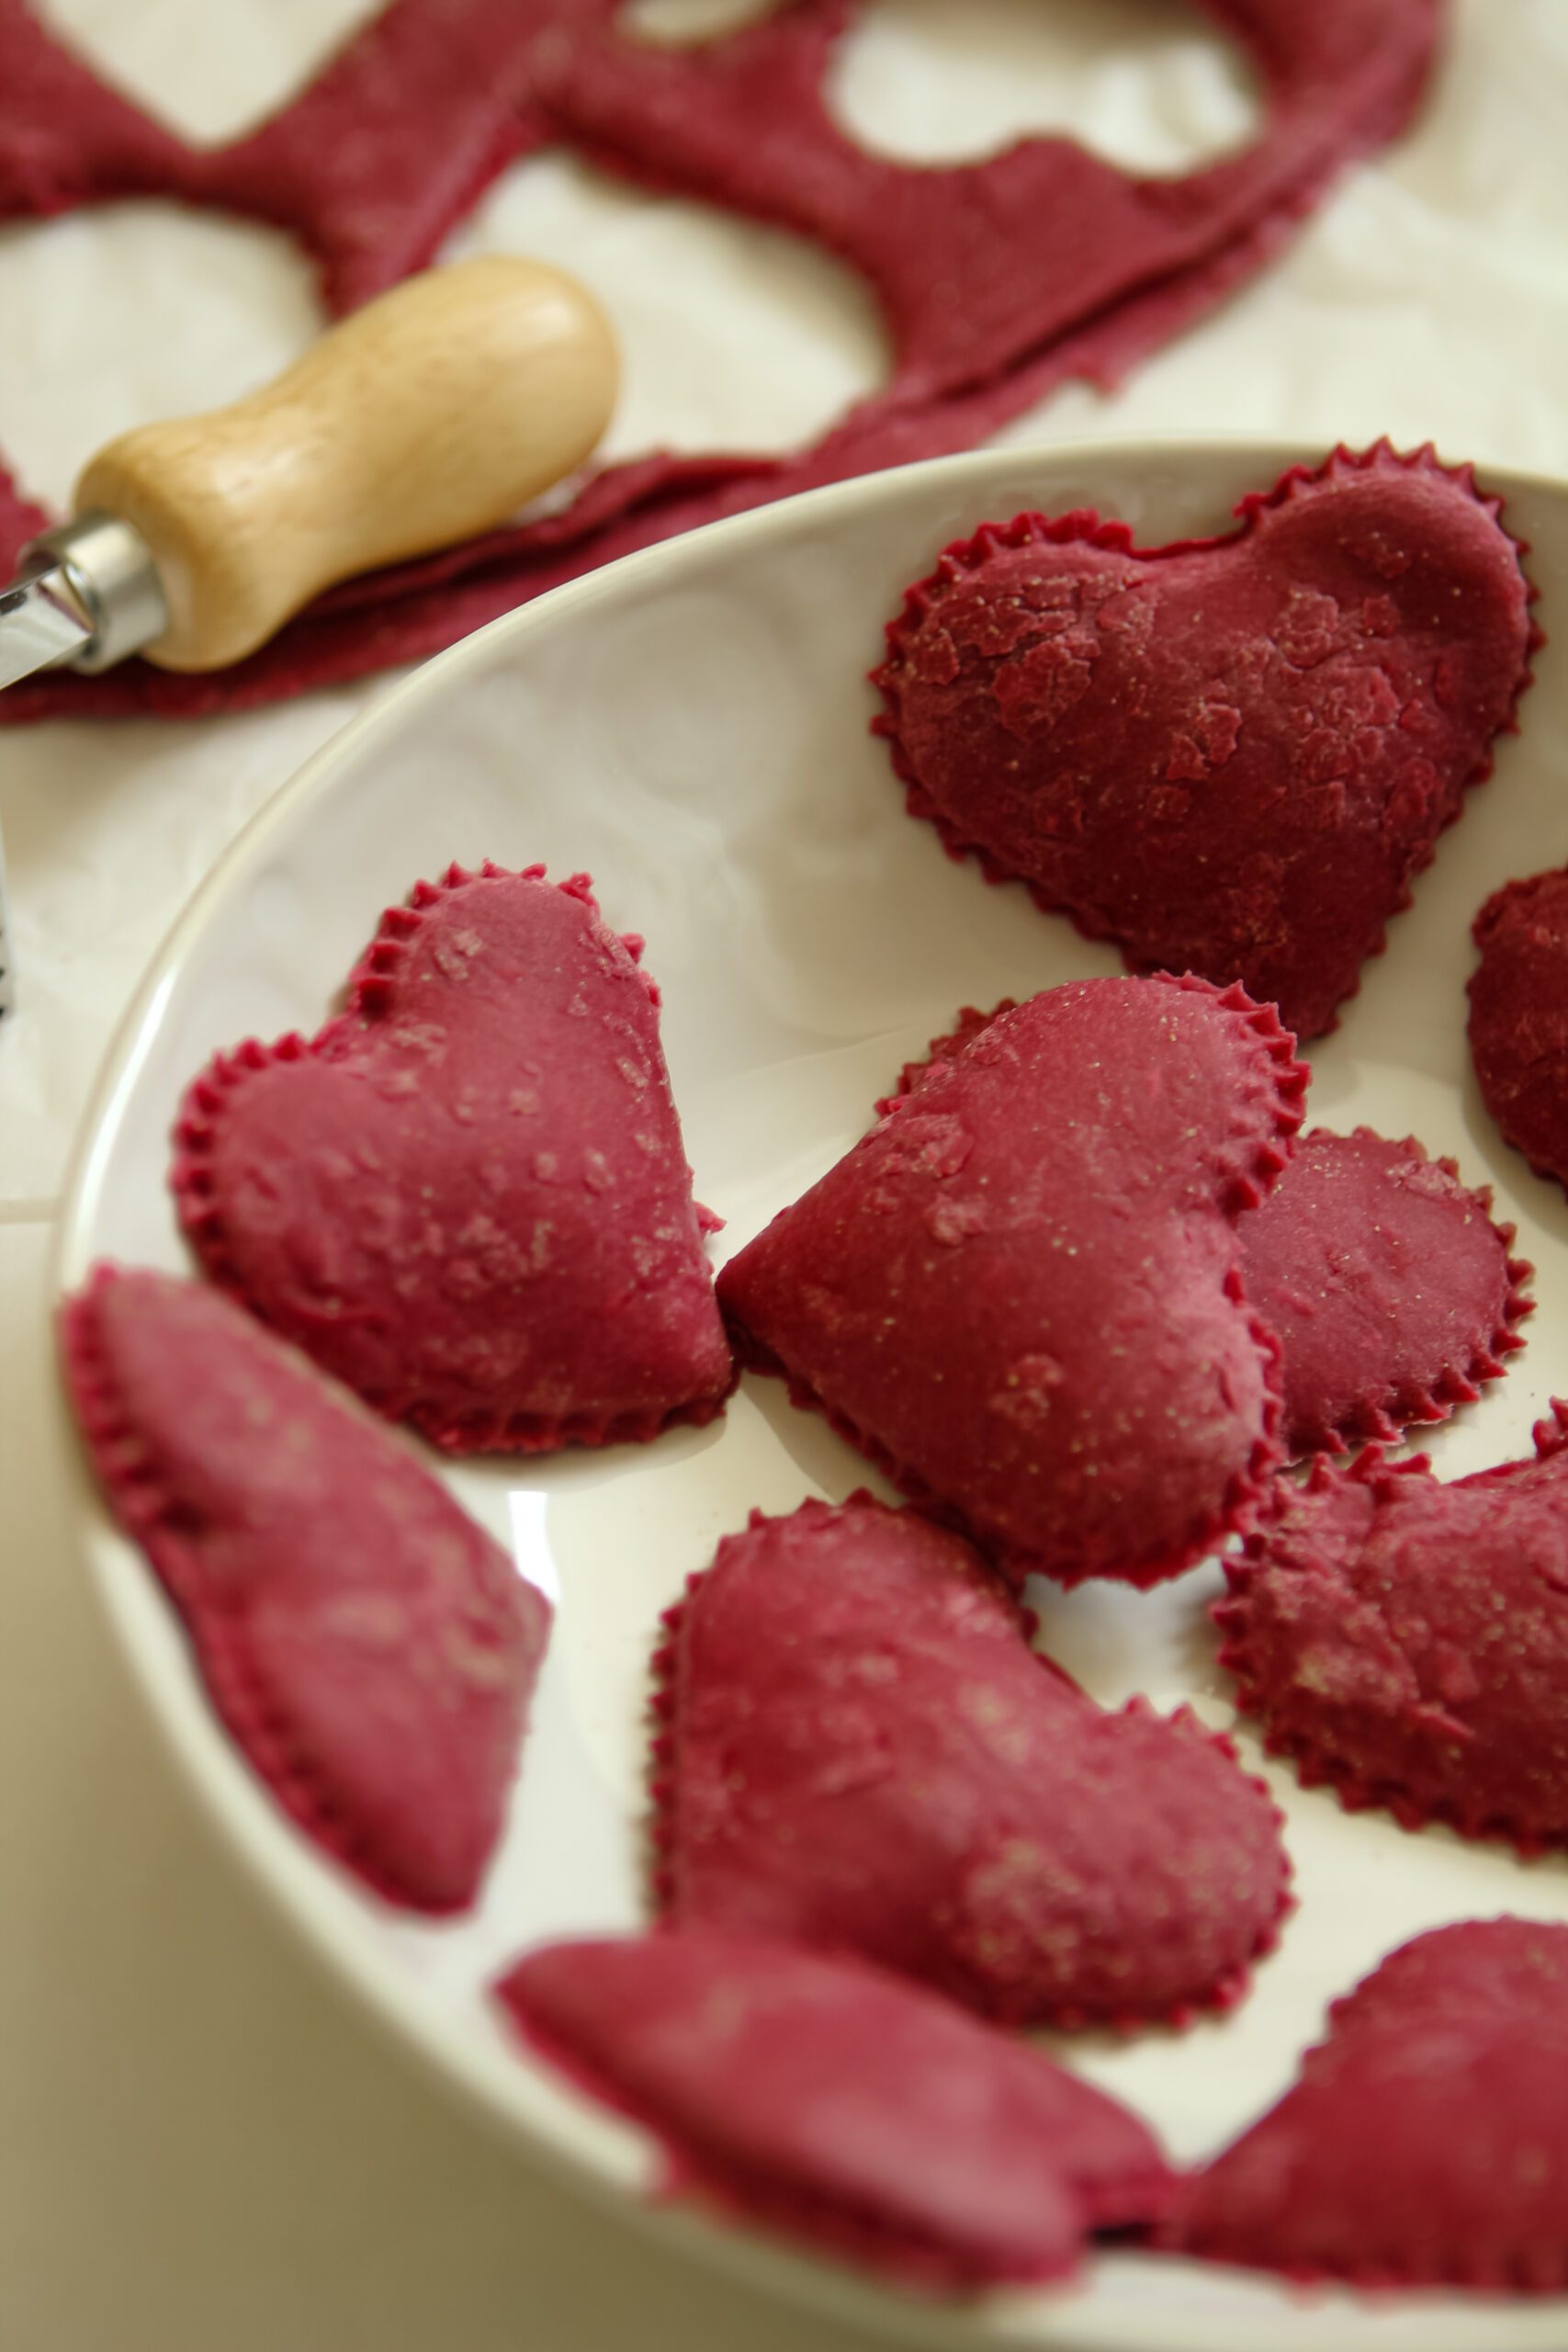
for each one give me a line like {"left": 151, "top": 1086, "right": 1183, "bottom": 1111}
{"left": 4, "top": 5, "right": 1568, "bottom": 2346}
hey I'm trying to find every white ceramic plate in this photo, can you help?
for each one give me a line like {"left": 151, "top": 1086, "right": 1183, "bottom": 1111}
{"left": 56, "top": 439, "right": 1568, "bottom": 2352}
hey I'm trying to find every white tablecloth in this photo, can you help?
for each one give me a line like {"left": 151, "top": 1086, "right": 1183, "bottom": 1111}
{"left": 4, "top": 4, "right": 1567, "bottom": 2345}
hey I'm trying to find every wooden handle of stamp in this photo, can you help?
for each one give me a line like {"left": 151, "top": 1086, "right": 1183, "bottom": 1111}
{"left": 74, "top": 257, "right": 619, "bottom": 672}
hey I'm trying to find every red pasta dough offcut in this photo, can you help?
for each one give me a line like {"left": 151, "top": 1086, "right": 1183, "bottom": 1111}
{"left": 0, "top": 0, "right": 1443, "bottom": 722}
{"left": 654, "top": 1496, "right": 1292, "bottom": 2030}
{"left": 1216, "top": 1408, "right": 1568, "bottom": 1849}
{"left": 173, "top": 862, "right": 733, "bottom": 1453}
{"left": 1237, "top": 1125, "right": 1531, "bottom": 1456}
{"left": 717, "top": 973, "right": 1306, "bottom": 1589}
{"left": 872, "top": 445, "right": 1537, "bottom": 1039}
{"left": 61, "top": 1263, "right": 548, "bottom": 1913}
{"left": 497, "top": 1928, "right": 1176, "bottom": 2291}
{"left": 1469, "top": 867, "right": 1568, "bottom": 1191}
{"left": 1168, "top": 1918, "right": 1568, "bottom": 2290}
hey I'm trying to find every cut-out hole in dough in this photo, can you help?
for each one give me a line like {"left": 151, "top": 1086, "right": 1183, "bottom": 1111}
{"left": 0, "top": 205, "right": 321, "bottom": 511}
{"left": 442, "top": 153, "right": 887, "bottom": 465}
{"left": 36, "top": 0, "right": 380, "bottom": 149}
{"left": 619, "top": 0, "right": 780, "bottom": 45}
{"left": 38, "top": 0, "right": 380, "bottom": 148}
{"left": 829, "top": 0, "right": 1260, "bottom": 176}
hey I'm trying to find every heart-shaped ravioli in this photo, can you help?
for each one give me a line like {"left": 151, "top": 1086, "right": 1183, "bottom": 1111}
{"left": 1168, "top": 1918, "right": 1568, "bottom": 2290}
{"left": 498, "top": 1928, "right": 1176, "bottom": 2290}
{"left": 873, "top": 444, "right": 1536, "bottom": 1039}
{"left": 1469, "top": 866, "right": 1568, "bottom": 1191}
{"left": 1325, "top": 1916, "right": 1568, "bottom": 2039}
{"left": 62, "top": 1265, "right": 549, "bottom": 1913}
{"left": 1216, "top": 1408, "right": 1568, "bottom": 1848}
{"left": 1236, "top": 1125, "right": 1531, "bottom": 1457}
{"left": 653, "top": 1496, "right": 1291, "bottom": 2028}
{"left": 717, "top": 973, "right": 1306, "bottom": 1589}
{"left": 173, "top": 862, "right": 733, "bottom": 1453}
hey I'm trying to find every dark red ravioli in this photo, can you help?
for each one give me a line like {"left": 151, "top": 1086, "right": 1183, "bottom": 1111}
{"left": 717, "top": 973, "right": 1306, "bottom": 1589}
{"left": 1168, "top": 1919, "right": 1568, "bottom": 2290}
{"left": 0, "top": 2, "right": 1442, "bottom": 722}
{"left": 61, "top": 1264, "right": 548, "bottom": 1913}
{"left": 654, "top": 1496, "right": 1291, "bottom": 2030}
{"left": 1216, "top": 1409, "right": 1568, "bottom": 1849}
{"left": 1470, "top": 867, "right": 1568, "bottom": 1191}
{"left": 872, "top": 445, "right": 1537, "bottom": 1038}
{"left": 173, "top": 863, "right": 733, "bottom": 1453}
{"left": 496, "top": 1928, "right": 1175, "bottom": 2291}
{"left": 1237, "top": 1125, "right": 1531, "bottom": 1457}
